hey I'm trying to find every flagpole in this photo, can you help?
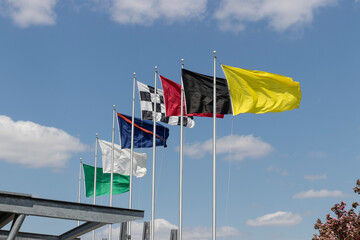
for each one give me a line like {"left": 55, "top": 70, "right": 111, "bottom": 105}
{"left": 179, "top": 59, "right": 184, "bottom": 240}
{"left": 151, "top": 66, "right": 158, "bottom": 240}
{"left": 109, "top": 105, "right": 116, "bottom": 240}
{"left": 128, "top": 72, "right": 136, "bottom": 239}
{"left": 92, "top": 133, "right": 98, "bottom": 240}
{"left": 78, "top": 157, "right": 82, "bottom": 227}
{"left": 212, "top": 51, "right": 217, "bottom": 240}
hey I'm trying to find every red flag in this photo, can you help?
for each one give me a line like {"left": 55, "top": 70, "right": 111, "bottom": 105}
{"left": 160, "top": 75, "right": 224, "bottom": 118}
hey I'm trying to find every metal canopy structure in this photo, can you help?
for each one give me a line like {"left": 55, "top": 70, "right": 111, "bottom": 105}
{"left": 0, "top": 191, "right": 144, "bottom": 240}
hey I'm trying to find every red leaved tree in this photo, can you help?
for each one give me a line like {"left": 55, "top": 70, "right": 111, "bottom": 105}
{"left": 313, "top": 180, "right": 360, "bottom": 240}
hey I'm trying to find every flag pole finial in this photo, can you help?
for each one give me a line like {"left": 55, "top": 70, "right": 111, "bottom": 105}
{"left": 155, "top": 66, "right": 158, "bottom": 72}
{"left": 181, "top": 58, "right": 184, "bottom": 63}
{"left": 80, "top": 157, "right": 82, "bottom": 163}
{"left": 113, "top": 105, "right": 116, "bottom": 109}
{"left": 213, "top": 50, "right": 216, "bottom": 56}
{"left": 96, "top": 133, "right": 98, "bottom": 137}
{"left": 133, "top": 72, "right": 136, "bottom": 77}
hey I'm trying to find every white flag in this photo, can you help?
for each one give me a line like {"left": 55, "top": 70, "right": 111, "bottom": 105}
{"left": 98, "top": 139, "right": 147, "bottom": 178}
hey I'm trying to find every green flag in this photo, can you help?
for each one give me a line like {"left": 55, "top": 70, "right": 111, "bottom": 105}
{"left": 83, "top": 164, "right": 129, "bottom": 197}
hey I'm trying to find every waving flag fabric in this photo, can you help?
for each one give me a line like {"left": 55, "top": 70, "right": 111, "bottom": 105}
{"left": 83, "top": 164, "right": 129, "bottom": 197}
{"left": 182, "top": 69, "right": 233, "bottom": 115}
{"left": 182, "top": 67, "right": 301, "bottom": 116}
{"left": 137, "top": 81, "right": 195, "bottom": 128}
{"left": 117, "top": 113, "right": 169, "bottom": 148}
{"left": 221, "top": 65, "right": 301, "bottom": 115}
{"left": 160, "top": 75, "right": 224, "bottom": 118}
{"left": 98, "top": 139, "right": 147, "bottom": 178}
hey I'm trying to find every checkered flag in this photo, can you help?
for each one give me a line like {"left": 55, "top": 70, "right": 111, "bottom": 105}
{"left": 137, "top": 81, "right": 195, "bottom": 128}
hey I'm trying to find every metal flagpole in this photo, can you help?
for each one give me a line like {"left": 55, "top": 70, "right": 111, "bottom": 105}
{"left": 151, "top": 66, "right": 158, "bottom": 240}
{"left": 109, "top": 105, "right": 116, "bottom": 240}
{"left": 179, "top": 59, "right": 184, "bottom": 240}
{"left": 128, "top": 72, "right": 136, "bottom": 239}
{"left": 78, "top": 157, "right": 82, "bottom": 227}
{"left": 92, "top": 133, "right": 98, "bottom": 240}
{"left": 212, "top": 51, "right": 217, "bottom": 240}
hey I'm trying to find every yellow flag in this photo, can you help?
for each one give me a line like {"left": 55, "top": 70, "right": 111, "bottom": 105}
{"left": 221, "top": 65, "right": 301, "bottom": 115}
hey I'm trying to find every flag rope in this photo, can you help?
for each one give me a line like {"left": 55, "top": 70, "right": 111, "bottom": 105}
{"left": 225, "top": 115, "right": 234, "bottom": 226}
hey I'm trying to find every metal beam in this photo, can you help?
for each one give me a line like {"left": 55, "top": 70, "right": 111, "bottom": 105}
{"left": 0, "top": 212, "right": 14, "bottom": 229}
{"left": 59, "top": 222, "right": 105, "bottom": 240}
{"left": 170, "top": 229, "right": 178, "bottom": 240}
{"left": 0, "top": 191, "right": 144, "bottom": 240}
{"left": 7, "top": 214, "right": 26, "bottom": 240}
{"left": 0, "top": 191, "right": 143, "bottom": 223}
{"left": 120, "top": 222, "right": 128, "bottom": 240}
{"left": 142, "top": 222, "right": 150, "bottom": 240}
{"left": 0, "top": 230, "right": 80, "bottom": 240}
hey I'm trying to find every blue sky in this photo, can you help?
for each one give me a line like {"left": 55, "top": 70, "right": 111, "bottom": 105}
{"left": 1, "top": 0, "right": 360, "bottom": 239}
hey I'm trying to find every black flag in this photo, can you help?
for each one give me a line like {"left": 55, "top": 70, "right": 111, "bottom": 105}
{"left": 182, "top": 69, "right": 233, "bottom": 115}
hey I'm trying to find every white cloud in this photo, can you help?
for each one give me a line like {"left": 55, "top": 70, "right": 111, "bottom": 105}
{"left": 0, "top": 115, "right": 87, "bottom": 168}
{"left": 182, "top": 134, "right": 273, "bottom": 161}
{"left": 98, "top": 0, "right": 207, "bottom": 25}
{"left": 308, "top": 151, "right": 328, "bottom": 158}
{"left": 214, "top": 0, "right": 337, "bottom": 32}
{"left": 182, "top": 226, "right": 243, "bottom": 240}
{"left": 304, "top": 174, "right": 327, "bottom": 180}
{"left": 246, "top": 211, "right": 302, "bottom": 226}
{"left": 293, "top": 189, "right": 346, "bottom": 199}
{"left": 84, "top": 219, "right": 242, "bottom": 240}
{"left": 266, "top": 166, "right": 288, "bottom": 176}
{"left": 0, "top": 0, "right": 57, "bottom": 27}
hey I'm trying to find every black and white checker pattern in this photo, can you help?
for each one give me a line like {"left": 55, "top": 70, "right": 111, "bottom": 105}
{"left": 137, "top": 81, "right": 195, "bottom": 128}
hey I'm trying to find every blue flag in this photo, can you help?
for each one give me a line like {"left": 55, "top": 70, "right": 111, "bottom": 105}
{"left": 117, "top": 113, "right": 170, "bottom": 148}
